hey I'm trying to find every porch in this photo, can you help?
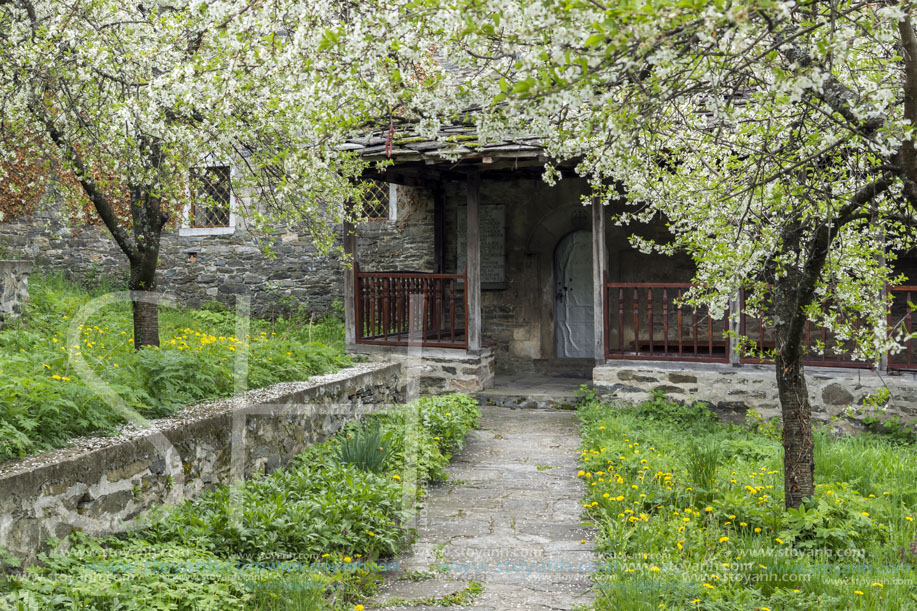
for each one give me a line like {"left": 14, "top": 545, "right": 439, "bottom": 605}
{"left": 342, "top": 126, "right": 917, "bottom": 398}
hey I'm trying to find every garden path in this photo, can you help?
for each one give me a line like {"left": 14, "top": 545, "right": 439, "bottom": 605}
{"left": 368, "top": 405, "right": 597, "bottom": 610}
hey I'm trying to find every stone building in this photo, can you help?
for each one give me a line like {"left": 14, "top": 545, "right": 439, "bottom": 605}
{"left": 0, "top": 178, "right": 433, "bottom": 317}
{"left": 343, "top": 126, "right": 917, "bottom": 425}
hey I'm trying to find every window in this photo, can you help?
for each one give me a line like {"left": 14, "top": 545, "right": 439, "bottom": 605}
{"left": 362, "top": 179, "right": 391, "bottom": 221}
{"left": 191, "top": 166, "right": 232, "bottom": 228}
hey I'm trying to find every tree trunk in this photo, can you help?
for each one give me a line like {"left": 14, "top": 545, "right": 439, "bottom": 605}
{"left": 131, "top": 294, "right": 160, "bottom": 349}
{"left": 775, "top": 349, "right": 814, "bottom": 509}
{"left": 772, "top": 248, "right": 819, "bottom": 510}
{"left": 129, "top": 251, "right": 160, "bottom": 349}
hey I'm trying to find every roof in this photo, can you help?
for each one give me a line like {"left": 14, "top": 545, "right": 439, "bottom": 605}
{"left": 342, "top": 123, "right": 544, "bottom": 165}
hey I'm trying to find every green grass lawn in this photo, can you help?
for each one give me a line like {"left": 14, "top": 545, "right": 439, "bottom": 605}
{"left": 578, "top": 390, "right": 917, "bottom": 610}
{"left": 0, "top": 274, "right": 350, "bottom": 463}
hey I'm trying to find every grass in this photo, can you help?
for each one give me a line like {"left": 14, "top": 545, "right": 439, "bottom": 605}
{"left": 0, "top": 273, "right": 350, "bottom": 463}
{"left": 578, "top": 389, "right": 917, "bottom": 610}
{"left": 0, "top": 394, "right": 483, "bottom": 610}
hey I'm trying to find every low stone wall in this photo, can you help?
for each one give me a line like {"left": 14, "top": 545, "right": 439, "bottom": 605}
{"left": 0, "top": 260, "right": 32, "bottom": 326}
{"left": 594, "top": 361, "right": 917, "bottom": 430}
{"left": 0, "top": 362, "right": 403, "bottom": 565}
{"left": 353, "top": 346, "right": 495, "bottom": 394}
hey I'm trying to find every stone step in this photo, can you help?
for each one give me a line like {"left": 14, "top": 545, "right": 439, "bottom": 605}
{"left": 475, "top": 375, "right": 591, "bottom": 409}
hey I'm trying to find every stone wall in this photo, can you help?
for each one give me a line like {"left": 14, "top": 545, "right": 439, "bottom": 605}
{"left": 0, "top": 362, "right": 403, "bottom": 565}
{"left": 0, "top": 260, "right": 32, "bottom": 326}
{"left": 0, "top": 186, "right": 434, "bottom": 316}
{"left": 356, "top": 345, "right": 495, "bottom": 394}
{"left": 594, "top": 361, "right": 917, "bottom": 431}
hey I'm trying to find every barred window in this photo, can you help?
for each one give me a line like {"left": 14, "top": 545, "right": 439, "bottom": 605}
{"left": 362, "top": 179, "right": 390, "bottom": 220}
{"left": 191, "top": 166, "right": 232, "bottom": 228}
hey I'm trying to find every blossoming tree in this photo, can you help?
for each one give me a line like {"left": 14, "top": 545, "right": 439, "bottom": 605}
{"left": 429, "top": 0, "right": 917, "bottom": 508}
{"left": 0, "top": 0, "right": 436, "bottom": 348}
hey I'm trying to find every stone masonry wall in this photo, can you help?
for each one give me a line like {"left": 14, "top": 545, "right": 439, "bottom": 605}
{"left": 0, "top": 362, "right": 403, "bottom": 565}
{"left": 0, "top": 260, "right": 32, "bottom": 326}
{"left": 356, "top": 346, "right": 495, "bottom": 395}
{"left": 0, "top": 186, "right": 434, "bottom": 316}
{"left": 594, "top": 361, "right": 917, "bottom": 432}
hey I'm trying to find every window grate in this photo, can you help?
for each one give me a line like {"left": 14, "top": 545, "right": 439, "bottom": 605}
{"left": 362, "top": 179, "right": 389, "bottom": 220}
{"left": 191, "top": 166, "right": 232, "bottom": 228}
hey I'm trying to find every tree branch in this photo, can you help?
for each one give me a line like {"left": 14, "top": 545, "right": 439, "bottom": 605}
{"left": 39, "top": 115, "right": 139, "bottom": 261}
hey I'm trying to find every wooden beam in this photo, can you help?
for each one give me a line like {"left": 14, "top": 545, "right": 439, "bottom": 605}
{"left": 433, "top": 183, "right": 445, "bottom": 273}
{"left": 466, "top": 172, "right": 482, "bottom": 352}
{"left": 592, "top": 197, "right": 607, "bottom": 363}
{"left": 343, "top": 215, "right": 357, "bottom": 348}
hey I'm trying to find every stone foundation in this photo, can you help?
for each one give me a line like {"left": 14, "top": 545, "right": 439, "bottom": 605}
{"left": 0, "top": 363, "right": 403, "bottom": 565}
{"left": 0, "top": 260, "right": 32, "bottom": 326}
{"left": 594, "top": 361, "right": 917, "bottom": 430}
{"left": 353, "top": 345, "right": 495, "bottom": 394}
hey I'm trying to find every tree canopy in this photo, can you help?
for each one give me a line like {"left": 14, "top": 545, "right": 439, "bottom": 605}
{"left": 415, "top": 0, "right": 917, "bottom": 507}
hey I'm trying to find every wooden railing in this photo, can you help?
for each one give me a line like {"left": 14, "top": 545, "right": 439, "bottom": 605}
{"left": 889, "top": 286, "right": 916, "bottom": 371}
{"left": 603, "top": 280, "right": 917, "bottom": 371}
{"left": 603, "top": 281, "right": 730, "bottom": 362}
{"left": 354, "top": 263, "right": 467, "bottom": 348}
{"left": 739, "top": 301, "right": 869, "bottom": 369}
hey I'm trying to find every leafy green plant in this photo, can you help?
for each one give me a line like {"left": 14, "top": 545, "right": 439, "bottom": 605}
{"left": 338, "top": 419, "right": 395, "bottom": 473}
{"left": 631, "top": 390, "right": 717, "bottom": 428}
{"left": 776, "top": 483, "right": 888, "bottom": 550}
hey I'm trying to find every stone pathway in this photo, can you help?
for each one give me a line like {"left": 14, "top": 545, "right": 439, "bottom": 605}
{"left": 368, "top": 405, "right": 596, "bottom": 611}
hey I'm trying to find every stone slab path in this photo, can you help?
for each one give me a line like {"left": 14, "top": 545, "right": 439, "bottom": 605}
{"left": 368, "top": 405, "right": 596, "bottom": 611}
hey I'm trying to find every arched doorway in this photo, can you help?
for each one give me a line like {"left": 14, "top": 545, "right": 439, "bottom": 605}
{"left": 554, "top": 230, "right": 594, "bottom": 358}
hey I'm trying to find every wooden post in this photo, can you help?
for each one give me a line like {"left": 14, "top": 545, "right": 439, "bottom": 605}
{"left": 433, "top": 182, "right": 445, "bottom": 273}
{"left": 729, "top": 293, "right": 741, "bottom": 366}
{"left": 592, "top": 197, "right": 606, "bottom": 363}
{"left": 343, "top": 215, "right": 357, "bottom": 347}
{"left": 466, "top": 171, "right": 482, "bottom": 352}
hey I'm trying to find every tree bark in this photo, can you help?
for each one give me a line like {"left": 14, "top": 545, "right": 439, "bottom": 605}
{"left": 127, "top": 181, "right": 165, "bottom": 350}
{"left": 775, "top": 342, "right": 814, "bottom": 509}
{"left": 129, "top": 250, "right": 161, "bottom": 349}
